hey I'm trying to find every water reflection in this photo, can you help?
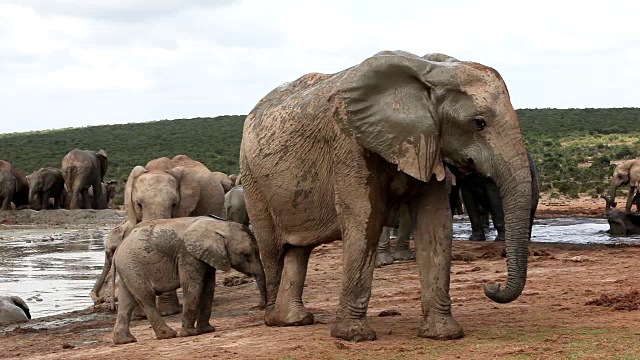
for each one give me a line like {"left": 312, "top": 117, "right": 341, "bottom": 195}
{"left": 0, "top": 227, "right": 108, "bottom": 319}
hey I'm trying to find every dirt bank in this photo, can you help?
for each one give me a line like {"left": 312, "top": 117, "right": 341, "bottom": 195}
{"left": 2, "top": 200, "right": 639, "bottom": 360}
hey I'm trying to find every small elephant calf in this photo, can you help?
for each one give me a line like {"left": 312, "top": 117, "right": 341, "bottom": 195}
{"left": 112, "top": 216, "right": 267, "bottom": 345}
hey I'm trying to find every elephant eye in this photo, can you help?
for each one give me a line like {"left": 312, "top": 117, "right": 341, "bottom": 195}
{"left": 473, "top": 116, "right": 487, "bottom": 132}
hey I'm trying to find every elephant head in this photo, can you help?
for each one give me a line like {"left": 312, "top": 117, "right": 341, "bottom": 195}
{"left": 124, "top": 165, "right": 200, "bottom": 225}
{"left": 330, "top": 50, "right": 533, "bottom": 303}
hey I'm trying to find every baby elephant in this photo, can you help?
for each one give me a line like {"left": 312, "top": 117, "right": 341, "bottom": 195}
{"left": 112, "top": 216, "right": 267, "bottom": 345}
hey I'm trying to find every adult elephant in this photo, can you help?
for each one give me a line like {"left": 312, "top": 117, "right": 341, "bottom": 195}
{"left": 28, "top": 167, "right": 65, "bottom": 210}
{"left": 91, "top": 155, "right": 225, "bottom": 315}
{"left": 61, "top": 149, "right": 108, "bottom": 209}
{"left": 606, "top": 159, "right": 640, "bottom": 213}
{"left": 240, "top": 50, "right": 534, "bottom": 341}
{"left": 0, "top": 160, "right": 29, "bottom": 208}
{"left": 0, "top": 295, "right": 31, "bottom": 325}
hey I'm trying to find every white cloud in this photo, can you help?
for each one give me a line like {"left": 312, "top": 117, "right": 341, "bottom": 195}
{"left": 0, "top": 0, "right": 639, "bottom": 134}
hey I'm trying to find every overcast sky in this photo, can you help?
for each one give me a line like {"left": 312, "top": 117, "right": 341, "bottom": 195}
{"left": 0, "top": 0, "right": 638, "bottom": 134}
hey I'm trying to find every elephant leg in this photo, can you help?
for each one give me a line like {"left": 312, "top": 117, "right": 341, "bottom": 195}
{"left": 41, "top": 190, "right": 50, "bottom": 210}
{"left": 0, "top": 197, "right": 10, "bottom": 211}
{"left": 196, "top": 268, "right": 216, "bottom": 334}
{"left": 157, "top": 290, "right": 182, "bottom": 316}
{"left": 81, "top": 188, "right": 91, "bottom": 209}
{"left": 243, "top": 183, "right": 285, "bottom": 315}
{"left": 136, "top": 289, "right": 176, "bottom": 340}
{"left": 91, "top": 181, "right": 101, "bottom": 209}
{"left": 112, "top": 284, "right": 138, "bottom": 344}
{"left": 626, "top": 187, "right": 637, "bottom": 214}
{"left": 461, "top": 187, "right": 487, "bottom": 241}
{"left": 178, "top": 264, "right": 205, "bottom": 337}
{"left": 265, "top": 246, "right": 314, "bottom": 326}
{"left": 375, "top": 227, "right": 394, "bottom": 267}
{"left": 330, "top": 176, "right": 384, "bottom": 342}
{"left": 393, "top": 206, "right": 415, "bottom": 261}
{"left": 412, "top": 181, "right": 464, "bottom": 340}
{"left": 485, "top": 183, "right": 505, "bottom": 241}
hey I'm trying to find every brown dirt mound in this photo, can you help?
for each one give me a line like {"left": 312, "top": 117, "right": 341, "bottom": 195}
{"left": 585, "top": 289, "right": 640, "bottom": 311}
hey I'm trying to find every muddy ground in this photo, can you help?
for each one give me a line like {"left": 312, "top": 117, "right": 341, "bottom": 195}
{"left": 2, "top": 198, "right": 640, "bottom": 359}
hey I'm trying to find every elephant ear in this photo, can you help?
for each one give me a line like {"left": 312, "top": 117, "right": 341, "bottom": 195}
{"left": 97, "top": 150, "right": 108, "bottom": 182}
{"left": 182, "top": 220, "right": 231, "bottom": 271}
{"left": 10, "top": 296, "right": 31, "bottom": 319}
{"left": 330, "top": 50, "right": 461, "bottom": 182}
{"left": 41, "top": 169, "right": 57, "bottom": 190}
{"left": 167, "top": 166, "right": 200, "bottom": 218}
{"left": 124, "top": 166, "right": 147, "bottom": 225}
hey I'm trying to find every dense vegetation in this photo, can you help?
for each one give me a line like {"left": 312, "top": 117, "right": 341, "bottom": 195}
{"left": 1, "top": 108, "right": 639, "bottom": 199}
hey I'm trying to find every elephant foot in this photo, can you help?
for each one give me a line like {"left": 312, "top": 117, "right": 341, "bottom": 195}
{"left": 264, "top": 304, "right": 314, "bottom": 326}
{"left": 158, "top": 302, "right": 182, "bottom": 316}
{"left": 179, "top": 327, "right": 198, "bottom": 337}
{"left": 393, "top": 249, "right": 416, "bottom": 261}
{"left": 330, "top": 319, "right": 377, "bottom": 342}
{"left": 112, "top": 330, "right": 137, "bottom": 345}
{"left": 154, "top": 326, "right": 177, "bottom": 340}
{"left": 196, "top": 323, "right": 216, "bottom": 334}
{"left": 417, "top": 312, "right": 464, "bottom": 340}
{"left": 375, "top": 252, "right": 394, "bottom": 268}
{"left": 468, "top": 232, "right": 486, "bottom": 241}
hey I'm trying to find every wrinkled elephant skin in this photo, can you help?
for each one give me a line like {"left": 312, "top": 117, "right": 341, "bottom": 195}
{"left": 240, "top": 50, "right": 533, "bottom": 342}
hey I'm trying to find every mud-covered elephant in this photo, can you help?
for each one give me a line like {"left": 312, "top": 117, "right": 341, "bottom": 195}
{"left": 601, "top": 194, "right": 640, "bottom": 235}
{"left": 240, "top": 50, "right": 535, "bottom": 341}
{"left": 224, "top": 185, "right": 249, "bottom": 226}
{"left": 0, "top": 160, "right": 29, "bottom": 208}
{"left": 0, "top": 295, "right": 31, "bottom": 325}
{"left": 61, "top": 149, "right": 108, "bottom": 210}
{"left": 92, "top": 156, "right": 226, "bottom": 315}
{"left": 606, "top": 159, "right": 640, "bottom": 213}
{"left": 28, "top": 167, "right": 65, "bottom": 210}
{"left": 111, "top": 216, "right": 267, "bottom": 344}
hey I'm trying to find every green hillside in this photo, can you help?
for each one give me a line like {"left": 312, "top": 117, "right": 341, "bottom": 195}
{"left": 1, "top": 108, "right": 639, "bottom": 199}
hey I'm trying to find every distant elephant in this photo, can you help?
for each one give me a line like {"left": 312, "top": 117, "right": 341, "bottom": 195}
{"left": 0, "top": 170, "right": 16, "bottom": 211}
{"left": 224, "top": 185, "right": 249, "bottom": 226}
{"left": 601, "top": 194, "right": 640, "bottom": 235}
{"left": 28, "top": 167, "right": 65, "bottom": 210}
{"left": 229, "top": 174, "right": 238, "bottom": 187}
{"left": 111, "top": 216, "right": 267, "bottom": 345}
{"left": 240, "top": 50, "right": 535, "bottom": 341}
{"left": 87, "top": 180, "right": 118, "bottom": 209}
{"left": 606, "top": 159, "right": 640, "bottom": 213}
{"left": 0, "top": 160, "right": 29, "bottom": 208}
{"left": 61, "top": 149, "right": 108, "bottom": 209}
{"left": 213, "top": 172, "right": 234, "bottom": 193}
{"left": 0, "top": 295, "right": 31, "bottom": 325}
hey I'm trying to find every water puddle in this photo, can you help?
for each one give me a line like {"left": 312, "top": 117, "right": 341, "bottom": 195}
{"left": 1, "top": 217, "right": 640, "bottom": 322}
{"left": 453, "top": 217, "right": 640, "bottom": 244}
{"left": 0, "top": 226, "right": 109, "bottom": 319}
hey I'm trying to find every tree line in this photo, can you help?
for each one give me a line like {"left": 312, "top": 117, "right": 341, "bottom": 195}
{"left": 1, "top": 108, "right": 639, "bottom": 198}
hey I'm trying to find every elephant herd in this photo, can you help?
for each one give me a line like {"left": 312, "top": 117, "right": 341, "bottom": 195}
{"left": 0, "top": 149, "right": 117, "bottom": 212}
{"left": 3, "top": 50, "right": 638, "bottom": 346}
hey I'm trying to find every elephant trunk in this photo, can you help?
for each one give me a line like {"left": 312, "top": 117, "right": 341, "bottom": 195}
{"left": 91, "top": 251, "right": 113, "bottom": 304}
{"left": 608, "top": 185, "right": 619, "bottom": 208}
{"left": 483, "top": 153, "right": 532, "bottom": 304}
{"left": 28, "top": 186, "right": 40, "bottom": 210}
